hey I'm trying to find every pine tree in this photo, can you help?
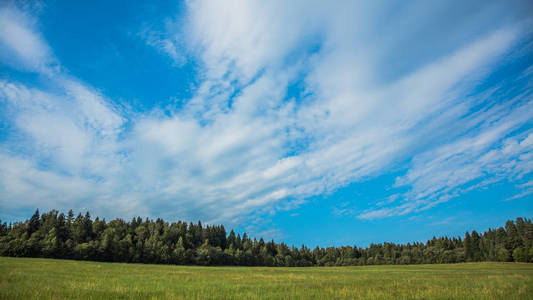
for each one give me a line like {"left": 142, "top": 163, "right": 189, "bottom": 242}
{"left": 28, "top": 209, "right": 40, "bottom": 235}
{"left": 505, "top": 220, "right": 523, "bottom": 252}
{"left": 464, "top": 232, "right": 472, "bottom": 261}
{"left": 1, "top": 209, "right": 532, "bottom": 267}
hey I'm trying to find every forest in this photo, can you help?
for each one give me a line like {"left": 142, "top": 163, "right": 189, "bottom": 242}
{"left": 0, "top": 210, "right": 531, "bottom": 266}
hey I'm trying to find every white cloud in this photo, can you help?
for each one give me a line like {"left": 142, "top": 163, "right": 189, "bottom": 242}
{"left": 0, "top": 5, "right": 56, "bottom": 73}
{"left": 359, "top": 105, "right": 533, "bottom": 219}
{"left": 140, "top": 26, "right": 185, "bottom": 66}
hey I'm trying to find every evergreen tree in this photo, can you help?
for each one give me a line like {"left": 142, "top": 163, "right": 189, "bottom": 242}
{"left": 28, "top": 209, "right": 40, "bottom": 235}
{"left": 1, "top": 210, "right": 531, "bottom": 267}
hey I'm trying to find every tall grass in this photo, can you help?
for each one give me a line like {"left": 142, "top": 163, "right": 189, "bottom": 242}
{"left": 1, "top": 257, "right": 532, "bottom": 299}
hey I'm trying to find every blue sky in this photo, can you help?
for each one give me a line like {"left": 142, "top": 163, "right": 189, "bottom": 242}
{"left": 0, "top": 0, "right": 532, "bottom": 247}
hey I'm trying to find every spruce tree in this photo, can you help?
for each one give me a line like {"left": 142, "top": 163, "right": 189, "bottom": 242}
{"left": 28, "top": 209, "right": 40, "bottom": 235}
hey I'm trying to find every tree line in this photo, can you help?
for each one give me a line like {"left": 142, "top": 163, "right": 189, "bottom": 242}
{"left": 0, "top": 209, "right": 532, "bottom": 266}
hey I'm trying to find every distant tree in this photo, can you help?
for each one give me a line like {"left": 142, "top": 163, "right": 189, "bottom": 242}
{"left": 28, "top": 209, "right": 40, "bottom": 235}
{"left": 1, "top": 209, "right": 531, "bottom": 267}
{"left": 505, "top": 221, "right": 522, "bottom": 251}
{"left": 497, "top": 247, "right": 511, "bottom": 262}
{"left": 464, "top": 232, "right": 473, "bottom": 261}
{"left": 512, "top": 247, "right": 528, "bottom": 262}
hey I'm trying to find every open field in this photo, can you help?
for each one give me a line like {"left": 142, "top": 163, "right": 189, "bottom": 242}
{"left": 1, "top": 257, "right": 532, "bottom": 299}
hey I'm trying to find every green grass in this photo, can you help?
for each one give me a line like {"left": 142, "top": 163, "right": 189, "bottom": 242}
{"left": 1, "top": 257, "right": 532, "bottom": 299}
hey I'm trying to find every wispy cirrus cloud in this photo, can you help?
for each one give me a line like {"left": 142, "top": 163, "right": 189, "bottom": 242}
{"left": 505, "top": 180, "right": 533, "bottom": 201}
{"left": 139, "top": 25, "right": 185, "bottom": 66}
{"left": 0, "top": 3, "right": 56, "bottom": 73}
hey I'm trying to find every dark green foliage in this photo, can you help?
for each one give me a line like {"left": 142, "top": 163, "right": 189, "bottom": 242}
{"left": 0, "top": 210, "right": 532, "bottom": 266}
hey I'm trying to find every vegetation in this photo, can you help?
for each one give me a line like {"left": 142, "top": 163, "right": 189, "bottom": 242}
{"left": 1, "top": 257, "right": 532, "bottom": 299}
{"left": 0, "top": 210, "right": 532, "bottom": 266}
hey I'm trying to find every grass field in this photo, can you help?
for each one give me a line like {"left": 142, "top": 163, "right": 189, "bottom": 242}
{"left": 1, "top": 257, "right": 532, "bottom": 299}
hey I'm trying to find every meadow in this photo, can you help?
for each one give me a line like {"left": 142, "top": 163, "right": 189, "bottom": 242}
{"left": 1, "top": 257, "right": 532, "bottom": 299}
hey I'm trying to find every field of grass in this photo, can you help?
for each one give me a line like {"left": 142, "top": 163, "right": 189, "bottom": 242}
{"left": 1, "top": 257, "right": 532, "bottom": 299}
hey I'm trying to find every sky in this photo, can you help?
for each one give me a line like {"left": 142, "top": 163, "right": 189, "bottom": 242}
{"left": 0, "top": 0, "right": 532, "bottom": 247}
